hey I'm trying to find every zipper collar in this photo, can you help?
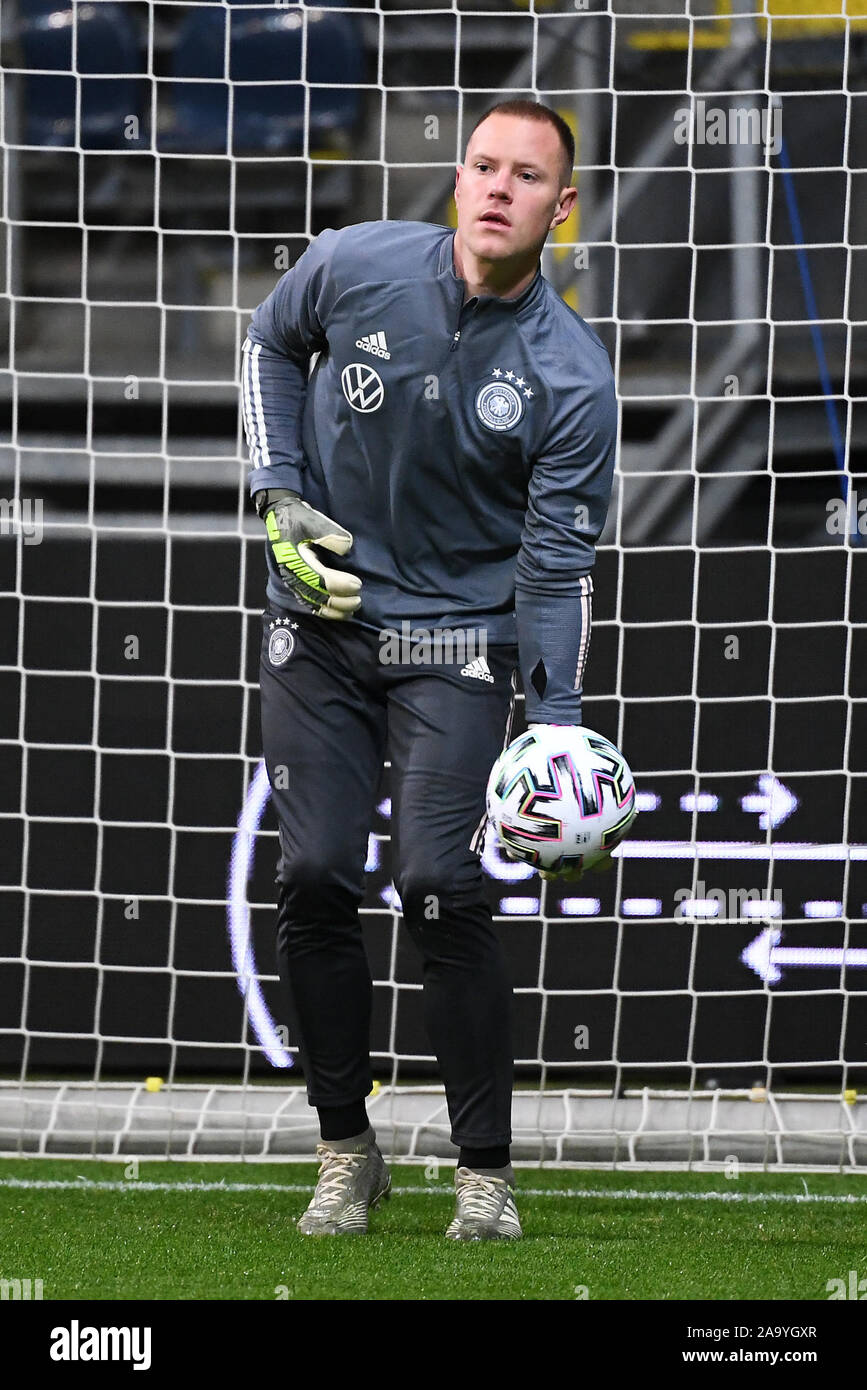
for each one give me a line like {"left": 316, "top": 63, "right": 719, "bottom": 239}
{"left": 437, "top": 229, "right": 545, "bottom": 318}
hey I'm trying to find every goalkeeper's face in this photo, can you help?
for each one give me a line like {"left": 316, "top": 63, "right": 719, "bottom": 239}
{"left": 454, "top": 114, "right": 577, "bottom": 268}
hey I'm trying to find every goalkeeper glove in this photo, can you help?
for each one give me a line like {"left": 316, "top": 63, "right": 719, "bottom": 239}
{"left": 256, "top": 489, "right": 362, "bottom": 621}
{"left": 537, "top": 852, "right": 615, "bottom": 884}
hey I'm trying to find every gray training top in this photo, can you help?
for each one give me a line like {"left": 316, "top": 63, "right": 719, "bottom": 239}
{"left": 242, "top": 219, "right": 617, "bottom": 725}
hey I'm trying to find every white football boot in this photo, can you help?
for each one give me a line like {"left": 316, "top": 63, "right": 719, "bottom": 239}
{"left": 445, "top": 1166, "right": 523, "bottom": 1241}
{"left": 296, "top": 1131, "right": 391, "bottom": 1236}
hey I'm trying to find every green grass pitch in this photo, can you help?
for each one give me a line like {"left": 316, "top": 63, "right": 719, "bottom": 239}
{"left": 2, "top": 1159, "right": 866, "bottom": 1301}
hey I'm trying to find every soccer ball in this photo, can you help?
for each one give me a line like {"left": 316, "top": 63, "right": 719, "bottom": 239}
{"left": 485, "top": 724, "right": 637, "bottom": 874}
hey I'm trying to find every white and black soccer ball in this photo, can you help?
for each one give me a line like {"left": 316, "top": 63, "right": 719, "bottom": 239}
{"left": 485, "top": 724, "right": 637, "bottom": 874}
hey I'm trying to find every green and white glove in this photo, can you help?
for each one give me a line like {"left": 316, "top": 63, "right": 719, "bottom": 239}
{"left": 537, "top": 852, "right": 615, "bottom": 884}
{"left": 256, "top": 489, "right": 362, "bottom": 620}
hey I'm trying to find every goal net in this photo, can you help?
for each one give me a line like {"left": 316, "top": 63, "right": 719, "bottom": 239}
{"left": 1, "top": 0, "right": 865, "bottom": 1167}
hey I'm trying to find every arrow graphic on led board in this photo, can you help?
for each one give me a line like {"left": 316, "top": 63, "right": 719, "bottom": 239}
{"left": 741, "top": 927, "right": 867, "bottom": 985}
{"left": 229, "top": 767, "right": 865, "bottom": 1064}
{"left": 739, "top": 775, "right": 799, "bottom": 829}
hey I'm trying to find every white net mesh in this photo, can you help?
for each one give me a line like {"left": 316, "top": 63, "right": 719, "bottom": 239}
{"left": 0, "top": 0, "right": 865, "bottom": 1164}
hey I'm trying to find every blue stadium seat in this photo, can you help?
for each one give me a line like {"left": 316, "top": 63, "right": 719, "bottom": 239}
{"left": 164, "top": 6, "right": 228, "bottom": 154}
{"left": 17, "top": 0, "right": 146, "bottom": 149}
{"left": 166, "top": 4, "right": 364, "bottom": 155}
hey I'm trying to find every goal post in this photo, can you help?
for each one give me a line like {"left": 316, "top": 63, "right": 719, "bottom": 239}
{"left": 0, "top": 0, "right": 865, "bottom": 1166}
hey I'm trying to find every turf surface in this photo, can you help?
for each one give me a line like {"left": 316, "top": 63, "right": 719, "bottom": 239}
{"left": 1, "top": 1159, "right": 866, "bottom": 1301}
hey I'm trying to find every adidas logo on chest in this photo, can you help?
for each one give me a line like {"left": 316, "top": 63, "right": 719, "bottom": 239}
{"left": 355, "top": 330, "right": 391, "bottom": 360}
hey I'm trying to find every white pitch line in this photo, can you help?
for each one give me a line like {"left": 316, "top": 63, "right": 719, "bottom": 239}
{"left": 620, "top": 840, "right": 867, "bottom": 861}
{"left": 1, "top": 1178, "right": 867, "bottom": 1204}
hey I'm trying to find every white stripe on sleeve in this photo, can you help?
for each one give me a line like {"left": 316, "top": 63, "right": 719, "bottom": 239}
{"left": 250, "top": 341, "right": 272, "bottom": 469}
{"left": 241, "top": 339, "right": 260, "bottom": 468}
{"left": 573, "top": 575, "right": 593, "bottom": 692}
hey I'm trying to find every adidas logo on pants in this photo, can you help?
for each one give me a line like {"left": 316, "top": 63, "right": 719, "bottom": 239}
{"left": 460, "top": 657, "right": 494, "bottom": 683}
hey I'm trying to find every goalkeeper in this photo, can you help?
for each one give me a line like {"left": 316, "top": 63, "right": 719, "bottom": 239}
{"left": 242, "top": 100, "right": 616, "bottom": 1241}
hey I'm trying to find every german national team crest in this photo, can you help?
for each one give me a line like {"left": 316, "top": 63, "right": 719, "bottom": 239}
{"left": 475, "top": 369, "right": 530, "bottom": 432}
{"left": 268, "top": 618, "right": 296, "bottom": 667}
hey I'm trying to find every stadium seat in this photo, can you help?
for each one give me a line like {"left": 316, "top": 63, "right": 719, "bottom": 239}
{"left": 166, "top": 3, "right": 364, "bottom": 154}
{"left": 162, "top": 6, "right": 229, "bottom": 155}
{"left": 16, "top": 0, "right": 147, "bottom": 149}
